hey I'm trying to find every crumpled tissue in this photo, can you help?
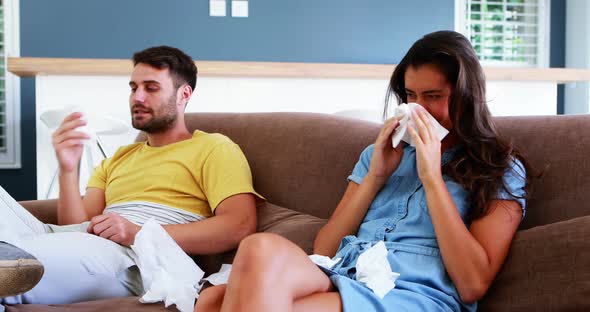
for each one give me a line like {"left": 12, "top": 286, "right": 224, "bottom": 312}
{"left": 308, "top": 254, "right": 342, "bottom": 269}
{"left": 129, "top": 218, "right": 204, "bottom": 312}
{"left": 391, "top": 103, "right": 449, "bottom": 148}
{"left": 355, "top": 241, "right": 400, "bottom": 299}
{"left": 203, "top": 263, "right": 233, "bottom": 286}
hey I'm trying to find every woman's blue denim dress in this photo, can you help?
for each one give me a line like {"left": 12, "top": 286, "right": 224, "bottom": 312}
{"left": 322, "top": 144, "right": 526, "bottom": 312}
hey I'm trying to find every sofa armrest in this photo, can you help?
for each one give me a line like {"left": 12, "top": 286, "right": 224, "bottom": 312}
{"left": 18, "top": 199, "right": 58, "bottom": 225}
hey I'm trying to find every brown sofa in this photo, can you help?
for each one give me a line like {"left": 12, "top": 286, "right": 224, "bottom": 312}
{"left": 7, "top": 112, "right": 590, "bottom": 311}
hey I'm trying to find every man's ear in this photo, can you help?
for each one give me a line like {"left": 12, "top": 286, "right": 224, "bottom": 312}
{"left": 178, "top": 84, "right": 193, "bottom": 107}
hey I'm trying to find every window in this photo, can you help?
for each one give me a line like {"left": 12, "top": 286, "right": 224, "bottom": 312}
{"left": 0, "top": 0, "right": 20, "bottom": 168}
{"left": 455, "top": 0, "right": 550, "bottom": 67}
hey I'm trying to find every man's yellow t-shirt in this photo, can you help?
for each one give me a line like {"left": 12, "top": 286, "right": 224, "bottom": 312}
{"left": 87, "top": 130, "right": 263, "bottom": 218}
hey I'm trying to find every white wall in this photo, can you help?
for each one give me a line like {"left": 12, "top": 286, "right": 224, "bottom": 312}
{"left": 36, "top": 74, "right": 557, "bottom": 199}
{"left": 564, "top": 0, "right": 590, "bottom": 114}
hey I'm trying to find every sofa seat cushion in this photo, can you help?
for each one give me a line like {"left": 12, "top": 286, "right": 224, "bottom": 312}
{"left": 479, "top": 215, "right": 590, "bottom": 311}
{"left": 192, "top": 202, "right": 327, "bottom": 276}
{"left": 256, "top": 202, "right": 327, "bottom": 255}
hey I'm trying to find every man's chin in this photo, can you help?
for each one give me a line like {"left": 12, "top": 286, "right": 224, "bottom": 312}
{"left": 132, "top": 121, "right": 149, "bottom": 132}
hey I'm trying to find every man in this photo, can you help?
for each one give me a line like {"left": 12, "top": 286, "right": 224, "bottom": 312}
{"left": 0, "top": 46, "right": 262, "bottom": 305}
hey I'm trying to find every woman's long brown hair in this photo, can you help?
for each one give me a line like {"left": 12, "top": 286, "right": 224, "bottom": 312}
{"left": 385, "top": 31, "right": 534, "bottom": 220}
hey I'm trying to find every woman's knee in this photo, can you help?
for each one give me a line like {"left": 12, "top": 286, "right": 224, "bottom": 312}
{"left": 233, "top": 233, "right": 293, "bottom": 272}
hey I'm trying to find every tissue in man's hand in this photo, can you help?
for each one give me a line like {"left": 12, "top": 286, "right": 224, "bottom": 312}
{"left": 64, "top": 106, "right": 98, "bottom": 143}
{"left": 391, "top": 103, "right": 449, "bottom": 148}
{"left": 129, "top": 218, "right": 204, "bottom": 312}
{"left": 40, "top": 106, "right": 97, "bottom": 144}
{"left": 355, "top": 241, "right": 400, "bottom": 299}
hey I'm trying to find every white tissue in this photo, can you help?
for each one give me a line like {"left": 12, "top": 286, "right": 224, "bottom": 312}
{"left": 203, "top": 264, "right": 233, "bottom": 286}
{"left": 355, "top": 241, "right": 400, "bottom": 299}
{"left": 75, "top": 113, "right": 96, "bottom": 142}
{"left": 391, "top": 103, "right": 449, "bottom": 148}
{"left": 129, "top": 218, "right": 204, "bottom": 312}
{"left": 308, "top": 254, "right": 342, "bottom": 269}
{"left": 66, "top": 106, "right": 97, "bottom": 143}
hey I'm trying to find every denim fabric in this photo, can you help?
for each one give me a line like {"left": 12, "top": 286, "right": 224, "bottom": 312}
{"left": 324, "top": 144, "right": 526, "bottom": 312}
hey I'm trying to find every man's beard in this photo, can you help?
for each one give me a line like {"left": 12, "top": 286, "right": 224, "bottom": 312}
{"left": 131, "top": 94, "right": 178, "bottom": 133}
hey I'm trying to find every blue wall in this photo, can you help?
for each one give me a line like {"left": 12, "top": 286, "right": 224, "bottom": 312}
{"left": 550, "top": 0, "right": 566, "bottom": 114}
{"left": 1, "top": 0, "right": 566, "bottom": 200}
{"left": 4, "top": 0, "right": 455, "bottom": 200}
{"left": 20, "top": 0, "right": 454, "bottom": 63}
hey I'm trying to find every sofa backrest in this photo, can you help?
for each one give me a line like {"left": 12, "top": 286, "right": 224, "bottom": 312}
{"left": 137, "top": 113, "right": 590, "bottom": 229}
{"left": 494, "top": 115, "right": 590, "bottom": 229}
{"left": 183, "top": 112, "right": 379, "bottom": 219}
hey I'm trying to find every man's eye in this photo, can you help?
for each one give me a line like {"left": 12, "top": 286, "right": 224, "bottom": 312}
{"left": 130, "top": 88, "right": 137, "bottom": 92}
{"left": 428, "top": 95, "right": 441, "bottom": 100}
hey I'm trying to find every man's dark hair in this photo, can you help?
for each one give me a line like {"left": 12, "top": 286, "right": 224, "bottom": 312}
{"left": 132, "top": 46, "right": 197, "bottom": 91}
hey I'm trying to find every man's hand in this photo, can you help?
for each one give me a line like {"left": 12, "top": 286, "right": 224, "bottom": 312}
{"left": 52, "top": 112, "right": 90, "bottom": 173}
{"left": 87, "top": 212, "right": 141, "bottom": 246}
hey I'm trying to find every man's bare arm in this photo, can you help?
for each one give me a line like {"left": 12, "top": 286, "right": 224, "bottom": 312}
{"left": 164, "top": 193, "right": 257, "bottom": 254}
{"left": 53, "top": 112, "right": 106, "bottom": 224}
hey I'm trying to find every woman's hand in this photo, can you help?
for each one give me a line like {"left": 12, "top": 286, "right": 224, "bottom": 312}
{"left": 368, "top": 116, "right": 405, "bottom": 186}
{"left": 407, "top": 108, "right": 442, "bottom": 185}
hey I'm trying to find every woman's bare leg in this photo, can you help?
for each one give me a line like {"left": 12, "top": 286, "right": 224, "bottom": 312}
{"left": 214, "top": 233, "right": 339, "bottom": 312}
{"left": 195, "top": 285, "right": 227, "bottom": 312}
{"left": 195, "top": 285, "right": 341, "bottom": 312}
{"left": 293, "top": 292, "right": 342, "bottom": 312}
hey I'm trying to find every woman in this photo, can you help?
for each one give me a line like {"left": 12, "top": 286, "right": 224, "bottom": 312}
{"left": 195, "top": 30, "right": 532, "bottom": 312}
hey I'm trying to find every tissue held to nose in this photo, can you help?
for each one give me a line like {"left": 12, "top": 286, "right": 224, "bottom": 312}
{"left": 391, "top": 103, "right": 449, "bottom": 148}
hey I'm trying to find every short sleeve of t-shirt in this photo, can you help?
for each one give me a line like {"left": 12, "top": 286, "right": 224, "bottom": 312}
{"left": 201, "top": 142, "right": 264, "bottom": 212}
{"left": 347, "top": 144, "right": 374, "bottom": 185}
{"left": 86, "top": 157, "right": 111, "bottom": 190}
{"left": 495, "top": 158, "right": 527, "bottom": 218}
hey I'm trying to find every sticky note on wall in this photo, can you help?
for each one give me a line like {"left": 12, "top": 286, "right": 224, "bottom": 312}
{"left": 232, "top": 0, "right": 248, "bottom": 18}
{"left": 210, "top": 0, "right": 226, "bottom": 17}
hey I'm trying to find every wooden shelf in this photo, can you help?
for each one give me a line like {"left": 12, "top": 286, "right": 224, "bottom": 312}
{"left": 8, "top": 57, "right": 590, "bottom": 83}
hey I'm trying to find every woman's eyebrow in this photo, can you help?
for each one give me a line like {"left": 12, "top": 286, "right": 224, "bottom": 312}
{"left": 405, "top": 88, "right": 443, "bottom": 94}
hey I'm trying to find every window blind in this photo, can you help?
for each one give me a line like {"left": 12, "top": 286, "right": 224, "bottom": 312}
{"left": 464, "top": 0, "right": 543, "bottom": 67}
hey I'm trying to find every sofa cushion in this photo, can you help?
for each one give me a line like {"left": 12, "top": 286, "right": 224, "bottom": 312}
{"left": 478, "top": 215, "right": 590, "bottom": 311}
{"left": 173, "top": 112, "right": 380, "bottom": 220}
{"left": 191, "top": 202, "right": 327, "bottom": 276}
{"left": 256, "top": 202, "right": 327, "bottom": 255}
{"left": 495, "top": 115, "right": 590, "bottom": 229}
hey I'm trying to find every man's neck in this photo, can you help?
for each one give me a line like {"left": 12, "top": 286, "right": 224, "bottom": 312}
{"left": 146, "top": 126, "right": 193, "bottom": 147}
